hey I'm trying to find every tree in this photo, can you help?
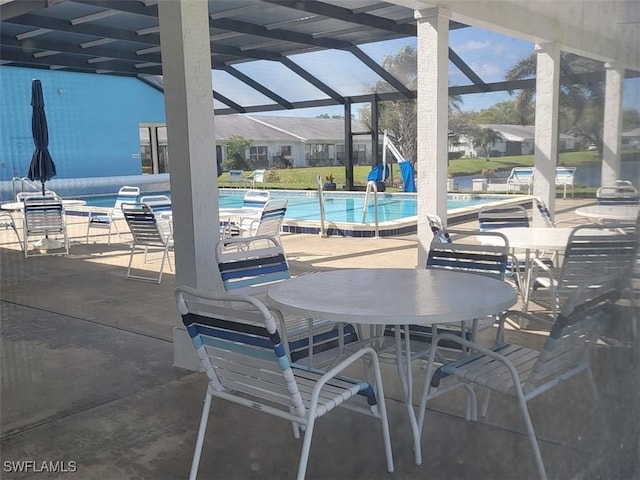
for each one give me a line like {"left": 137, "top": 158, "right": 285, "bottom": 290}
{"left": 358, "top": 45, "right": 462, "bottom": 163}
{"left": 472, "top": 128, "right": 502, "bottom": 161}
{"left": 505, "top": 52, "right": 605, "bottom": 148}
{"left": 222, "top": 135, "right": 252, "bottom": 170}
{"left": 474, "top": 100, "right": 523, "bottom": 124}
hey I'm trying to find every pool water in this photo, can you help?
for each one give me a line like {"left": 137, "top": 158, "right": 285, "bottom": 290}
{"left": 80, "top": 190, "right": 503, "bottom": 223}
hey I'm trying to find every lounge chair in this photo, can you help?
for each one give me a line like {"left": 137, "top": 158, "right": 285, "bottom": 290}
{"left": 596, "top": 184, "right": 640, "bottom": 205}
{"left": 176, "top": 286, "right": 394, "bottom": 480}
{"left": 0, "top": 212, "right": 21, "bottom": 250}
{"left": 506, "top": 167, "right": 534, "bottom": 194}
{"left": 86, "top": 186, "right": 140, "bottom": 244}
{"left": 244, "top": 169, "right": 266, "bottom": 188}
{"left": 555, "top": 166, "right": 576, "bottom": 199}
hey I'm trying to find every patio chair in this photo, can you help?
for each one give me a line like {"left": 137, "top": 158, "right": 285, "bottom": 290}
{"left": 0, "top": 212, "right": 21, "bottom": 250}
{"left": 244, "top": 168, "right": 266, "bottom": 188}
{"left": 176, "top": 286, "right": 394, "bottom": 480}
{"left": 121, "top": 203, "right": 173, "bottom": 284}
{"left": 506, "top": 167, "right": 534, "bottom": 194}
{"left": 419, "top": 274, "right": 620, "bottom": 480}
{"left": 216, "top": 234, "right": 359, "bottom": 365}
{"left": 22, "top": 195, "right": 69, "bottom": 258}
{"left": 140, "top": 194, "right": 173, "bottom": 240}
{"left": 596, "top": 185, "right": 640, "bottom": 205}
{"left": 86, "top": 186, "right": 140, "bottom": 244}
{"left": 529, "top": 223, "right": 637, "bottom": 319}
{"left": 228, "top": 169, "right": 244, "bottom": 187}
{"left": 242, "top": 189, "right": 270, "bottom": 207}
{"left": 374, "top": 229, "right": 512, "bottom": 365}
{"left": 480, "top": 204, "right": 554, "bottom": 271}
{"left": 230, "top": 198, "right": 288, "bottom": 239}
{"left": 555, "top": 166, "right": 576, "bottom": 199}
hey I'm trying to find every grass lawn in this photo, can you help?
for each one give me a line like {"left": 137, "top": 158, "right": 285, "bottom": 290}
{"left": 217, "top": 150, "right": 604, "bottom": 191}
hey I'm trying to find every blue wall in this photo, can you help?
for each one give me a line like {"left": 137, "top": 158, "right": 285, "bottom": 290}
{"left": 0, "top": 66, "right": 166, "bottom": 182}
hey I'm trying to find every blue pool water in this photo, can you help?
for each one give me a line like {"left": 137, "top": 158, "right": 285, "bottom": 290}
{"left": 79, "top": 190, "right": 504, "bottom": 223}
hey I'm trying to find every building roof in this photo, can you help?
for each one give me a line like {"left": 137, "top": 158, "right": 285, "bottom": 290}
{"left": 622, "top": 127, "right": 640, "bottom": 137}
{"left": 479, "top": 124, "right": 576, "bottom": 141}
{"left": 213, "top": 115, "right": 367, "bottom": 143}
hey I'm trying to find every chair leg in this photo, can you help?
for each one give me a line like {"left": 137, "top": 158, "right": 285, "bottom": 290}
{"left": 369, "top": 352, "right": 395, "bottom": 474}
{"left": 125, "top": 245, "right": 136, "bottom": 279}
{"left": 296, "top": 415, "right": 317, "bottom": 480}
{"left": 517, "top": 398, "right": 547, "bottom": 480}
{"left": 189, "top": 390, "right": 213, "bottom": 480}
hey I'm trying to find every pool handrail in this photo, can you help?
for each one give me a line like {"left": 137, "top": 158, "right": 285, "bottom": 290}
{"left": 316, "top": 175, "right": 327, "bottom": 238}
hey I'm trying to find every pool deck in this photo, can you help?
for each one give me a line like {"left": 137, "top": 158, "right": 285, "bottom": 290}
{"left": 1, "top": 197, "right": 638, "bottom": 479}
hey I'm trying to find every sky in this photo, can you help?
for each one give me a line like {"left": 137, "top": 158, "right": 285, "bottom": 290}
{"left": 212, "top": 25, "right": 640, "bottom": 119}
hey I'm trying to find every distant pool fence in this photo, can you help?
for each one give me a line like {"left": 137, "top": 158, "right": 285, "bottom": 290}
{"left": 1, "top": 174, "right": 171, "bottom": 202}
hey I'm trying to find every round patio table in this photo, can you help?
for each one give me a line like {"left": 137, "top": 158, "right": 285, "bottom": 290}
{"left": 574, "top": 205, "right": 639, "bottom": 222}
{"left": 267, "top": 268, "right": 517, "bottom": 466}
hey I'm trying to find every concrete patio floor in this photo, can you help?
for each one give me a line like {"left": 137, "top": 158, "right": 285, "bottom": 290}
{"left": 1, "top": 198, "right": 638, "bottom": 479}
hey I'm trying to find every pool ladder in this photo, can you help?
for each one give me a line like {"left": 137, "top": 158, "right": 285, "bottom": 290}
{"left": 316, "top": 175, "right": 328, "bottom": 237}
{"left": 362, "top": 181, "right": 380, "bottom": 238}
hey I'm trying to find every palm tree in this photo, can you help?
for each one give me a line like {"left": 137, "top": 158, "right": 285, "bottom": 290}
{"left": 473, "top": 128, "right": 502, "bottom": 161}
{"left": 505, "top": 52, "right": 605, "bottom": 149}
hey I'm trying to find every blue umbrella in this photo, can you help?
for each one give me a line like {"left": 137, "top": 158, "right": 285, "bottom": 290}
{"left": 27, "top": 79, "right": 56, "bottom": 194}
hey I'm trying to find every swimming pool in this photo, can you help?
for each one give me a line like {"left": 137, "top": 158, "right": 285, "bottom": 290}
{"left": 74, "top": 189, "right": 531, "bottom": 237}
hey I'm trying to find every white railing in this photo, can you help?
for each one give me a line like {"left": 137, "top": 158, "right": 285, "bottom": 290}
{"left": 316, "top": 175, "right": 327, "bottom": 238}
{"left": 362, "top": 181, "right": 380, "bottom": 238}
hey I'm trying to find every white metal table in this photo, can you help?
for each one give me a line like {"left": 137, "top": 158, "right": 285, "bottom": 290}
{"left": 267, "top": 268, "right": 517, "bottom": 465}
{"left": 574, "top": 204, "right": 639, "bottom": 222}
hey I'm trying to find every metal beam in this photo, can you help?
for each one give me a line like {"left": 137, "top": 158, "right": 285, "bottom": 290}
{"left": 279, "top": 57, "right": 344, "bottom": 103}
{"left": 222, "top": 65, "right": 294, "bottom": 109}
{"left": 212, "top": 91, "right": 246, "bottom": 114}
{"left": 449, "top": 48, "right": 490, "bottom": 92}
{"left": 350, "top": 46, "right": 415, "bottom": 98}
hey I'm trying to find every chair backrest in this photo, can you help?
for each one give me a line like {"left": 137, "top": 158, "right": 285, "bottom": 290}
{"left": 596, "top": 185, "right": 640, "bottom": 205}
{"left": 426, "top": 229, "right": 509, "bottom": 281}
{"left": 242, "top": 189, "right": 270, "bottom": 208}
{"left": 555, "top": 166, "right": 576, "bottom": 185}
{"left": 555, "top": 224, "right": 638, "bottom": 300}
{"left": 524, "top": 275, "right": 619, "bottom": 394}
{"left": 216, "top": 234, "right": 291, "bottom": 295}
{"left": 121, "top": 203, "right": 168, "bottom": 246}
{"left": 478, "top": 205, "right": 529, "bottom": 230}
{"left": 253, "top": 198, "right": 288, "bottom": 237}
{"left": 175, "top": 286, "right": 307, "bottom": 418}
{"left": 507, "top": 167, "right": 534, "bottom": 185}
{"left": 228, "top": 170, "right": 244, "bottom": 183}
{"left": 113, "top": 186, "right": 141, "bottom": 218}
{"left": 139, "top": 194, "right": 172, "bottom": 213}
{"left": 17, "top": 191, "right": 55, "bottom": 202}
{"left": 23, "top": 195, "right": 65, "bottom": 233}
{"left": 252, "top": 169, "right": 266, "bottom": 183}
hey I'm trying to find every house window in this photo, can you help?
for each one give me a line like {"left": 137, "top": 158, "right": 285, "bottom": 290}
{"left": 305, "top": 144, "right": 335, "bottom": 166}
{"left": 250, "top": 146, "right": 268, "bottom": 168}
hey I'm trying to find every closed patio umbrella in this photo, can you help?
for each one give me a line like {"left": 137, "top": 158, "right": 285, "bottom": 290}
{"left": 27, "top": 79, "right": 60, "bottom": 250}
{"left": 27, "top": 79, "right": 57, "bottom": 194}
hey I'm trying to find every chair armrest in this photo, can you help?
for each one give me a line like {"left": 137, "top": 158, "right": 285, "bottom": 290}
{"left": 308, "top": 347, "right": 383, "bottom": 407}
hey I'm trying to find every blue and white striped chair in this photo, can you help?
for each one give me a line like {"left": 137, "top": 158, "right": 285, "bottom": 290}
{"left": 86, "top": 185, "right": 140, "bottom": 244}
{"left": 22, "top": 195, "right": 69, "bottom": 257}
{"left": 216, "top": 234, "right": 359, "bottom": 365}
{"left": 121, "top": 202, "right": 173, "bottom": 283}
{"left": 420, "top": 275, "right": 619, "bottom": 480}
{"left": 176, "top": 286, "right": 394, "bottom": 480}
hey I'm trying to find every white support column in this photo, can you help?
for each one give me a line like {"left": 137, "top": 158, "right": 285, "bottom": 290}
{"left": 415, "top": 8, "right": 450, "bottom": 267}
{"left": 158, "top": 0, "right": 221, "bottom": 370}
{"left": 532, "top": 43, "right": 560, "bottom": 225}
{"left": 602, "top": 63, "right": 624, "bottom": 187}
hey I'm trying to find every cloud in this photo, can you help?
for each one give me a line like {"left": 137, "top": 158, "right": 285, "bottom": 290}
{"left": 468, "top": 62, "right": 503, "bottom": 81}
{"left": 455, "top": 40, "right": 492, "bottom": 53}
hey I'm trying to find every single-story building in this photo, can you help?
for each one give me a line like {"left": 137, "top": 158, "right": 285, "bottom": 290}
{"left": 451, "top": 124, "right": 577, "bottom": 158}
{"left": 622, "top": 127, "right": 640, "bottom": 150}
{"left": 0, "top": 65, "right": 371, "bottom": 181}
